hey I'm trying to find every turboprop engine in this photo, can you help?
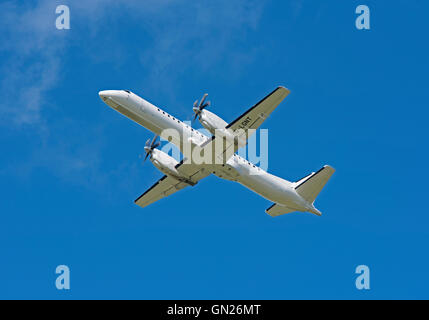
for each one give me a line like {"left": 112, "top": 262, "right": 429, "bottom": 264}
{"left": 144, "top": 135, "right": 196, "bottom": 186}
{"left": 192, "top": 94, "right": 248, "bottom": 150}
{"left": 192, "top": 93, "right": 228, "bottom": 135}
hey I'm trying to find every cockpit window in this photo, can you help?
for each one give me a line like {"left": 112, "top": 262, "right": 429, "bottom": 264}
{"left": 123, "top": 90, "right": 131, "bottom": 94}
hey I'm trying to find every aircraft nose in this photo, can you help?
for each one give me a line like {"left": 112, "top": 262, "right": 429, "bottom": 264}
{"left": 99, "top": 90, "right": 121, "bottom": 100}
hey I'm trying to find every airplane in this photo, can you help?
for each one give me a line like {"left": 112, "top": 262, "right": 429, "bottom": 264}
{"left": 99, "top": 87, "right": 335, "bottom": 217}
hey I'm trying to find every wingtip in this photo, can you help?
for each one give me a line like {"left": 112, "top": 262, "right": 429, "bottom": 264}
{"left": 278, "top": 85, "right": 290, "bottom": 91}
{"left": 324, "top": 165, "right": 336, "bottom": 173}
{"left": 266, "top": 211, "right": 278, "bottom": 217}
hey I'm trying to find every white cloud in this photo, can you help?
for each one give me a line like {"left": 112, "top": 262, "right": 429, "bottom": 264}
{"left": 0, "top": 1, "right": 65, "bottom": 126}
{"left": 0, "top": 0, "right": 265, "bottom": 126}
{"left": 0, "top": 0, "right": 266, "bottom": 190}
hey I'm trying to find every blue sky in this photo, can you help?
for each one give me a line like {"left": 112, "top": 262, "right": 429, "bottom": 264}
{"left": 0, "top": 0, "right": 428, "bottom": 299}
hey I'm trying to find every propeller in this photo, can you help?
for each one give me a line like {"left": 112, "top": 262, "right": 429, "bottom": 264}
{"left": 143, "top": 135, "right": 160, "bottom": 162}
{"left": 192, "top": 93, "right": 210, "bottom": 122}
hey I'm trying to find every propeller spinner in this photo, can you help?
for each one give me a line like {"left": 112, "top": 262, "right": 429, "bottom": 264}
{"left": 144, "top": 135, "right": 160, "bottom": 161}
{"left": 193, "top": 93, "right": 210, "bottom": 122}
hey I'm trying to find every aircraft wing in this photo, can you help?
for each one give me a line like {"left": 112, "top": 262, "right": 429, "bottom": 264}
{"left": 134, "top": 163, "right": 210, "bottom": 208}
{"left": 226, "top": 86, "right": 290, "bottom": 135}
{"left": 198, "top": 86, "right": 290, "bottom": 163}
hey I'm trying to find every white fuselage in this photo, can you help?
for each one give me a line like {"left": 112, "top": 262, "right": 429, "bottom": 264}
{"left": 99, "top": 90, "right": 314, "bottom": 213}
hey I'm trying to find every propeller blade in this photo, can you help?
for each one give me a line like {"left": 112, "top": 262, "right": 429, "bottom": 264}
{"left": 199, "top": 93, "right": 208, "bottom": 109}
{"left": 192, "top": 94, "right": 210, "bottom": 122}
{"left": 150, "top": 135, "right": 158, "bottom": 148}
{"left": 144, "top": 134, "right": 160, "bottom": 163}
{"left": 201, "top": 100, "right": 210, "bottom": 110}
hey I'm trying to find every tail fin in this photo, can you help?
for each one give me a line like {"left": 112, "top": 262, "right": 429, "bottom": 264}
{"left": 294, "top": 165, "right": 335, "bottom": 204}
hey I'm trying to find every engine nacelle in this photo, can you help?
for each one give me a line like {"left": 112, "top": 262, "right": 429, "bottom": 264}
{"left": 199, "top": 109, "right": 228, "bottom": 135}
{"left": 199, "top": 110, "right": 247, "bottom": 150}
{"left": 150, "top": 149, "right": 196, "bottom": 185}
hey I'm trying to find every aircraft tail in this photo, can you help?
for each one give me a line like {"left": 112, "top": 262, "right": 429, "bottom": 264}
{"left": 294, "top": 165, "right": 335, "bottom": 204}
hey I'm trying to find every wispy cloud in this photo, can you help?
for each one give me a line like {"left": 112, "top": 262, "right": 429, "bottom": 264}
{"left": 137, "top": 0, "right": 265, "bottom": 92}
{"left": 0, "top": 0, "right": 267, "bottom": 190}
{"left": 292, "top": 0, "right": 305, "bottom": 18}
{"left": 0, "top": 0, "right": 265, "bottom": 126}
{"left": 0, "top": 1, "right": 65, "bottom": 126}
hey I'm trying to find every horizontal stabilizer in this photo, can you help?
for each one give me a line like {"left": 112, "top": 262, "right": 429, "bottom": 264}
{"left": 295, "top": 165, "right": 335, "bottom": 204}
{"left": 266, "top": 203, "right": 297, "bottom": 217}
